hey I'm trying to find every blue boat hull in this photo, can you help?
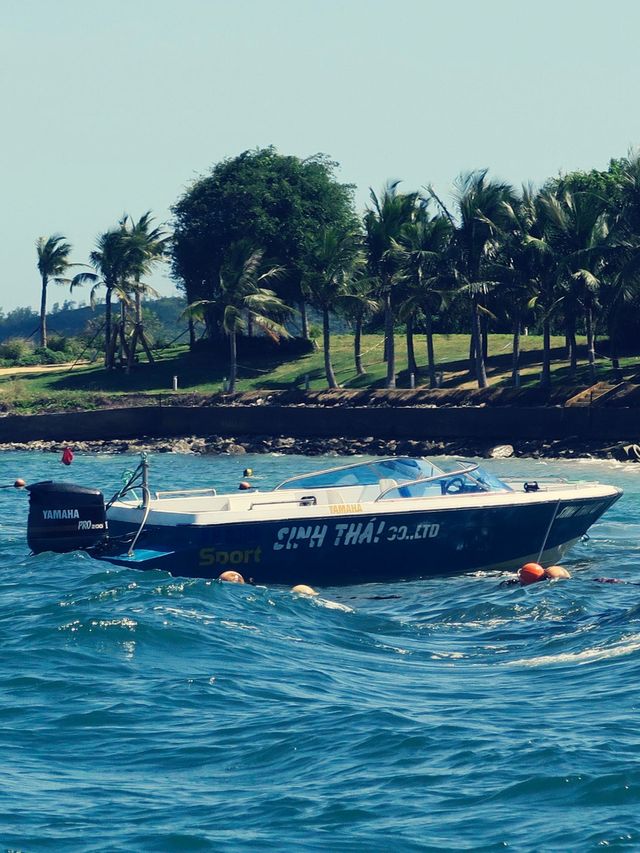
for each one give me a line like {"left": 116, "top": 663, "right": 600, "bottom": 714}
{"left": 101, "top": 493, "right": 620, "bottom": 585}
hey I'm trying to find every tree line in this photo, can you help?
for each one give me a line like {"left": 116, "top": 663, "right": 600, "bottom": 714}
{"left": 36, "top": 146, "right": 640, "bottom": 390}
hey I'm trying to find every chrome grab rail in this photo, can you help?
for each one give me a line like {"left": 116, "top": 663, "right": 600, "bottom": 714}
{"left": 249, "top": 496, "right": 317, "bottom": 510}
{"left": 154, "top": 488, "right": 217, "bottom": 499}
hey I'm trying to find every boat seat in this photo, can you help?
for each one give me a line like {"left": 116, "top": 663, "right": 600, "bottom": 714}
{"left": 378, "top": 478, "right": 398, "bottom": 495}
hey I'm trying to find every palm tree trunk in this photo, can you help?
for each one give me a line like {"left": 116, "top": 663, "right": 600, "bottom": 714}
{"left": 472, "top": 299, "right": 487, "bottom": 389}
{"left": 609, "top": 317, "right": 622, "bottom": 381}
{"left": 384, "top": 290, "right": 396, "bottom": 389}
{"left": 39, "top": 274, "right": 48, "bottom": 349}
{"left": 104, "top": 287, "right": 113, "bottom": 368}
{"left": 354, "top": 317, "right": 365, "bottom": 375}
{"left": 468, "top": 329, "right": 476, "bottom": 376}
{"left": 322, "top": 307, "right": 338, "bottom": 388}
{"left": 406, "top": 315, "right": 418, "bottom": 377}
{"left": 127, "top": 326, "right": 139, "bottom": 374}
{"left": 541, "top": 317, "right": 551, "bottom": 388}
{"left": 425, "top": 313, "right": 437, "bottom": 388}
{"left": 481, "top": 313, "right": 488, "bottom": 361}
{"left": 566, "top": 319, "right": 577, "bottom": 377}
{"left": 511, "top": 318, "right": 521, "bottom": 388}
{"left": 228, "top": 330, "right": 237, "bottom": 392}
{"left": 118, "top": 301, "right": 127, "bottom": 366}
{"left": 300, "top": 301, "right": 309, "bottom": 340}
{"left": 586, "top": 303, "right": 596, "bottom": 383}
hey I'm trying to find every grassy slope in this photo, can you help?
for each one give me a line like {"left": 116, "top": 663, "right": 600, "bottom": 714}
{"left": 2, "top": 331, "right": 626, "bottom": 414}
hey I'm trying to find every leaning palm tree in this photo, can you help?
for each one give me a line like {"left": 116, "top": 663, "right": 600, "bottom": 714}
{"left": 304, "top": 226, "right": 363, "bottom": 388}
{"left": 36, "top": 234, "right": 72, "bottom": 348}
{"left": 71, "top": 228, "right": 132, "bottom": 367}
{"left": 393, "top": 208, "right": 453, "bottom": 387}
{"left": 185, "top": 242, "right": 291, "bottom": 392}
{"left": 364, "top": 182, "right": 418, "bottom": 388}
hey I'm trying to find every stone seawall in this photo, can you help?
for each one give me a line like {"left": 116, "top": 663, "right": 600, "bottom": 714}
{"left": 0, "top": 404, "right": 638, "bottom": 444}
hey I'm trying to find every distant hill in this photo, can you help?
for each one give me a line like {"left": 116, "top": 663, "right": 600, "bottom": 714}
{"left": 0, "top": 296, "right": 188, "bottom": 345}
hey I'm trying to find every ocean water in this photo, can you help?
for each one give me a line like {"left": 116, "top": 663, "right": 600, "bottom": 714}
{"left": 1, "top": 451, "right": 640, "bottom": 852}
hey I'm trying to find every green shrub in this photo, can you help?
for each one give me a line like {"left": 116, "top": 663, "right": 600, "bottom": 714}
{"left": 33, "top": 347, "right": 65, "bottom": 365}
{"left": 0, "top": 337, "right": 34, "bottom": 362}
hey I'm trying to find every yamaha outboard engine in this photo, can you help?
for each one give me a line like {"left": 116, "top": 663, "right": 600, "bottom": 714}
{"left": 27, "top": 481, "right": 108, "bottom": 554}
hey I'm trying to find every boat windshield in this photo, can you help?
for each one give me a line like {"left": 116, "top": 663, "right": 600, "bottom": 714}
{"left": 275, "top": 457, "right": 441, "bottom": 490}
{"left": 376, "top": 460, "right": 512, "bottom": 500}
{"left": 274, "top": 457, "right": 512, "bottom": 497}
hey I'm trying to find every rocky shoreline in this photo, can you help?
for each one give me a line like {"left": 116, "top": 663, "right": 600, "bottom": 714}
{"left": 1, "top": 434, "right": 639, "bottom": 461}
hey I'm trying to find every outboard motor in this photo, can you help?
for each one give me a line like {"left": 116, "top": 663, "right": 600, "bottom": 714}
{"left": 27, "top": 481, "right": 108, "bottom": 554}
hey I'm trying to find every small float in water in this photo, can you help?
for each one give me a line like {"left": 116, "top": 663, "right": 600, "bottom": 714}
{"left": 25, "top": 455, "right": 622, "bottom": 586}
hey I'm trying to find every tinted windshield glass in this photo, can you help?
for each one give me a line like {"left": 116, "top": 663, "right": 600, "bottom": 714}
{"left": 276, "top": 458, "right": 441, "bottom": 490}
{"left": 377, "top": 463, "right": 512, "bottom": 500}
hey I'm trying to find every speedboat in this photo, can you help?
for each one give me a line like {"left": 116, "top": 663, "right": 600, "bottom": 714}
{"left": 25, "top": 455, "right": 622, "bottom": 586}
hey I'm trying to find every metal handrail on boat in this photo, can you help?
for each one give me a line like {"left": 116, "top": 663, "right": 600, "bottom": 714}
{"left": 249, "top": 495, "right": 317, "bottom": 510}
{"left": 154, "top": 488, "right": 218, "bottom": 500}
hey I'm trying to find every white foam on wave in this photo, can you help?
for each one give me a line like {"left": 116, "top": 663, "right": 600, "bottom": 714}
{"left": 510, "top": 633, "right": 640, "bottom": 666}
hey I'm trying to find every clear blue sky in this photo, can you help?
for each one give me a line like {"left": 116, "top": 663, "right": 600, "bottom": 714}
{"left": 1, "top": 0, "right": 639, "bottom": 312}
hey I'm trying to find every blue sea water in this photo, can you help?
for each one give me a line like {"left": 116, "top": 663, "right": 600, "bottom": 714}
{"left": 1, "top": 451, "right": 640, "bottom": 852}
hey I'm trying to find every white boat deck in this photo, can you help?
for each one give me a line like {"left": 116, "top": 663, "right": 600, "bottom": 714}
{"left": 107, "top": 478, "right": 619, "bottom": 528}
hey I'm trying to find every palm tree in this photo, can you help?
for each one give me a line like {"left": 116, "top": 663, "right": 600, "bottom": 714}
{"left": 393, "top": 207, "right": 453, "bottom": 387}
{"left": 341, "top": 271, "right": 379, "bottom": 376}
{"left": 542, "top": 188, "right": 609, "bottom": 383}
{"left": 499, "top": 187, "right": 553, "bottom": 387}
{"left": 72, "top": 228, "right": 132, "bottom": 367}
{"left": 304, "top": 226, "right": 363, "bottom": 388}
{"left": 185, "top": 241, "right": 290, "bottom": 392}
{"left": 603, "top": 152, "right": 640, "bottom": 377}
{"left": 433, "top": 170, "right": 516, "bottom": 388}
{"left": 36, "top": 235, "right": 72, "bottom": 348}
{"left": 364, "top": 182, "right": 418, "bottom": 388}
{"left": 121, "top": 212, "right": 170, "bottom": 370}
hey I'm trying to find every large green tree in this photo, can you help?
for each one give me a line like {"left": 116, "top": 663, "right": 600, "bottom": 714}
{"left": 171, "top": 147, "right": 356, "bottom": 340}
{"left": 36, "top": 234, "right": 73, "bottom": 348}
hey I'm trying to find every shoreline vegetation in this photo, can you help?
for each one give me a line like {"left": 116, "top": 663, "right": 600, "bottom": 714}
{"left": 3, "top": 146, "right": 640, "bottom": 401}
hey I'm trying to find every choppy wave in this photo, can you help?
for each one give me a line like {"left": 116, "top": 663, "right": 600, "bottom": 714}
{"left": 1, "top": 452, "right": 640, "bottom": 851}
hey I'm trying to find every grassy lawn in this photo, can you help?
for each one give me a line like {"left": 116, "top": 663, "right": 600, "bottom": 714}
{"left": 1, "top": 332, "right": 629, "bottom": 414}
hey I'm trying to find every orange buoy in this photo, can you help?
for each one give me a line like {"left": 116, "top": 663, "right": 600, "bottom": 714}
{"left": 544, "top": 565, "right": 571, "bottom": 580}
{"left": 14, "top": 478, "right": 26, "bottom": 488}
{"left": 238, "top": 481, "right": 252, "bottom": 491}
{"left": 218, "top": 570, "right": 245, "bottom": 584}
{"left": 519, "top": 562, "right": 546, "bottom": 585}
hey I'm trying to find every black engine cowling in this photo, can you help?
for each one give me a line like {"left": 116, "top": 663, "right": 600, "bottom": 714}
{"left": 27, "top": 481, "right": 108, "bottom": 554}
